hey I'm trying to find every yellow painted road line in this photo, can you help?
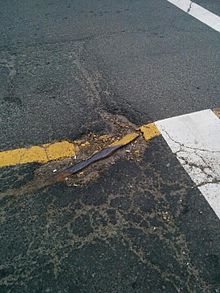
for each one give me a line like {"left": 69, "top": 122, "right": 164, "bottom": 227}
{"left": 0, "top": 122, "right": 161, "bottom": 168}
{"left": 55, "top": 123, "right": 161, "bottom": 181}
{"left": 0, "top": 141, "right": 76, "bottom": 168}
{"left": 110, "top": 132, "right": 140, "bottom": 146}
{"left": 139, "top": 123, "right": 161, "bottom": 141}
{"left": 1, "top": 108, "right": 218, "bottom": 169}
{"left": 110, "top": 123, "right": 160, "bottom": 147}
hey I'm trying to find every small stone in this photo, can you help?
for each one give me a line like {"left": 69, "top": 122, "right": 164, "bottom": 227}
{"left": 53, "top": 169, "right": 57, "bottom": 173}
{"left": 81, "top": 141, "right": 90, "bottom": 147}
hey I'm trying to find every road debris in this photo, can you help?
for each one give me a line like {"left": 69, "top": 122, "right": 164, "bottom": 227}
{"left": 213, "top": 108, "right": 220, "bottom": 118}
{"left": 53, "top": 123, "right": 160, "bottom": 182}
{"left": 0, "top": 111, "right": 163, "bottom": 198}
{"left": 54, "top": 132, "right": 140, "bottom": 181}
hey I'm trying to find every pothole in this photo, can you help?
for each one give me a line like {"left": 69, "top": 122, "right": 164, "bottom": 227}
{"left": 0, "top": 112, "right": 149, "bottom": 197}
{"left": 0, "top": 113, "right": 156, "bottom": 198}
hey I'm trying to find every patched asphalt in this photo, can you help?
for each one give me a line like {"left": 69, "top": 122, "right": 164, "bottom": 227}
{"left": 0, "top": 136, "right": 220, "bottom": 292}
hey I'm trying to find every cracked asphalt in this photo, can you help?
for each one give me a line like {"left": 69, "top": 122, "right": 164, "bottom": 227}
{"left": 1, "top": 136, "right": 220, "bottom": 292}
{"left": 0, "top": 0, "right": 220, "bottom": 292}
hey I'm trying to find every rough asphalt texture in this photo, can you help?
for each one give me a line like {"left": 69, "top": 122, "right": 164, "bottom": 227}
{"left": 0, "top": 0, "right": 220, "bottom": 292}
{"left": 1, "top": 0, "right": 220, "bottom": 149}
{"left": 1, "top": 137, "right": 220, "bottom": 292}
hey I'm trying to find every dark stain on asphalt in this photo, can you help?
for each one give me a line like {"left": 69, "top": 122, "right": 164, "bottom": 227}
{"left": 2, "top": 96, "right": 23, "bottom": 107}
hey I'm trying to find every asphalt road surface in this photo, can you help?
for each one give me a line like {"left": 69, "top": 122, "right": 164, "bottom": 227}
{"left": 0, "top": 1, "right": 220, "bottom": 292}
{"left": 1, "top": 0, "right": 220, "bottom": 149}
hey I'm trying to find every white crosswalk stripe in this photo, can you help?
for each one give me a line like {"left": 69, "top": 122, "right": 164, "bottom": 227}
{"left": 167, "top": 0, "right": 220, "bottom": 32}
{"left": 156, "top": 109, "right": 220, "bottom": 219}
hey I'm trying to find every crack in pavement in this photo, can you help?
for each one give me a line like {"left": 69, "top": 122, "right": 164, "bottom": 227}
{"left": 187, "top": 1, "right": 193, "bottom": 13}
{"left": 195, "top": 179, "right": 220, "bottom": 188}
{"left": 161, "top": 128, "right": 220, "bottom": 154}
{"left": 159, "top": 127, "right": 220, "bottom": 188}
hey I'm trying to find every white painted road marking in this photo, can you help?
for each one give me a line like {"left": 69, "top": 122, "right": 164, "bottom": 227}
{"left": 167, "top": 0, "right": 220, "bottom": 32}
{"left": 156, "top": 109, "right": 220, "bottom": 219}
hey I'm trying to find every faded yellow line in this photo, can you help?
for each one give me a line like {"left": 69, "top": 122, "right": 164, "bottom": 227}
{"left": 110, "top": 132, "right": 140, "bottom": 146}
{"left": 139, "top": 122, "right": 160, "bottom": 140}
{"left": 110, "top": 123, "right": 160, "bottom": 146}
{"left": 0, "top": 123, "right": 161, "bottom": 168}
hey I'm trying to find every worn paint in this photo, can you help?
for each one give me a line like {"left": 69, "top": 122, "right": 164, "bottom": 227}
{"left": 55, "top": 133, "right": 141, "bottom": 181}
{"left": 0, "top": 122, "right": 161, "bottom": 168}
{"left": 0, "top": 141, "right": 76, "bottom": 167}
{"left": 156, "top": 109, "right": 220, "bottom": 219}
{"left": 55, "top": 126, "right": 162, "bottom": 181}
{"left": 110, "top": 132, "right": 140, "bottom": 147}
{"left": 139, "top": 123, "right": 160, "bottom": 141}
